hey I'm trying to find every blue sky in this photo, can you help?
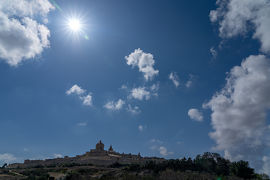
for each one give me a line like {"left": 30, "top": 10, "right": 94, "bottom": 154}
{"left": 0, "top": 0, "right": 270, "bottom": 174}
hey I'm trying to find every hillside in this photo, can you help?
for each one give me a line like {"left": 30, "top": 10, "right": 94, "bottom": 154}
{"left": 0, "top": 141, "right": 269, "bottom": 180}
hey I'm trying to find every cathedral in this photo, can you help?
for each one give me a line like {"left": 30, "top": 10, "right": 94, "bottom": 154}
{"left": 89, "top": 140, "right": 114, "bottom": 154}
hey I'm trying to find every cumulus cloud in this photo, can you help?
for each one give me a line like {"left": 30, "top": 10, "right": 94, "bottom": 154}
{"left": 0, "top": 153, "right": 16, "bottom": 164}
{"left": 169, "top": 72, "right": 180, "bottom": 87}
{"left": 204, "top": 55, "right": 270, "bottom": 172}
{"left": 0, "top": 0, "right": 54, "bottom": 66}
{"left": 129, "top": 84, "right": 159, "bottom": 101}
{"left": 130, "top": 87, "right": 151, "bottom": 100}
{"left": 159, "top": 146, "right": 173, "bottom": 156}
{"left": 210, "top": 0, "right": 270, "bottom": 54}
{"left": 66, "top": 84, "right": 86, "bottom": 95}
{"left": 188, "top": 108, "right": 203, "bottom": 122}
{"left": 149, "top": 139, "right": 173, "bottom": 156}
{"left": 104, "top": 99, "right": 125, "bottom": 111}
{"left": 125, "top": 48, "right": 159, "bottom": 81}
{"left": 66, "top": 84, "right": 93, "bottom": 106}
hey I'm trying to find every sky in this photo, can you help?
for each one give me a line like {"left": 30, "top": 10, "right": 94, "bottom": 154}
{"left": 0, "top": 0, "right": 270, "bottom": 175}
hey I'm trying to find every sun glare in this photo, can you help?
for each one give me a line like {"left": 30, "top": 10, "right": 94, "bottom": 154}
{"left": 68, "top": 18, "right": 82, "bottom": 32}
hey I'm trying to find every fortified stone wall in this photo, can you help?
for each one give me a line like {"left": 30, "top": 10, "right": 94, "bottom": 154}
{"left": 7, "top": 141, "right": 165, "bottom": 169}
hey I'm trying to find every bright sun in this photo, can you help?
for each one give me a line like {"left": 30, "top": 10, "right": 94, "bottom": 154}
{"left": 68, "top": 18, "right": 82, "bottom": 32}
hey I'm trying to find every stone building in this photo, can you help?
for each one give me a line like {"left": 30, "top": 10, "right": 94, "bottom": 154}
{"left": 108, "top": 145, "right": 114, "bottom": 152}
{"left": 8, "top": 140, "right": 165, "bottom": 169}
{"left": 95, "top": 140, "right": 104, "bottom": 151}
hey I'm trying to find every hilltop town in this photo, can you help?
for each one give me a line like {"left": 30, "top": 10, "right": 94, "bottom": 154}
{"left": 0, "top": 141, "right": 268, "bottom": 180}
{"left": 8, "top": 140, "right": 164, "bottom": 169}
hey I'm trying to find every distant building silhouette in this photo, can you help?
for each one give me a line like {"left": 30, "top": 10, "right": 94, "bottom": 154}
{"left": 8, "top": 140, "right": 164, "bottom": 169}
{"left": 95, "top": 140, "right": 104, "bottom": 151}
{"left": 108, "top": 145, "right": 114, "bottom": 152}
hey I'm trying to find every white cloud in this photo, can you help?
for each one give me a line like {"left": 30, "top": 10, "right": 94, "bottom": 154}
{"left": 81, "top": 94, "right": 92, "bottom": 106}
{"left": 0, "top": 0, "right": 54, "bottom": 66}
{"left": 53, "top": 154, "right": 63, "bottom": 158}
{"left": 169, "top": 72, "right": 180, "bottom": 87}
{"left": 185, "top": 74, "right": 194, "bottom": 88}
{"left": 66, "top": 84, "right": 93, "bottom": 106}
{"left": 104, "top": 99, "right": 125, "bottom": 111}
{"left": 150, "top": 139, "right": 163, "bottom": 144}
{"left": 0, "top": 153, "right": 16, "bottom": 164}
{"left": 77, "top": 122, "right": 87, "bottom": 127}
{"left": 150, "top": 139, "right": 173, "bottom": 156}
{"left": 210, "top": 0, "right": 270, "bottom": 54}
{"left": 185, "top": 80, "right": 192, "bottom": 88}
{"left": 125, "top": 48, "right": 159, "bottom": 81}
{"left": 204, "top": 55, "right": 270, "bottom": 173}
{"left": 120, "top": 85, "right": 128, "bottom": 90}
{"left": 66, "top": 84, "right": 86, "bottom": 95}
{"left": 188, "top": 108, "right": 203, "bottom": 122}
{"left": 159, "top": 146, "right": 168, "bottom": 156}
{"left": 262, "top": 156, "right": 270, "bottom": 175}
{"left": 150, "top": 83, "right": 159, "bottom": 92}
{"left": 159, "top": 146, "right": 173, "bottom": 156}
{"left": 138, "top": 125, "right": 144, "bottom": 132}
{"left": 130, "top": 87, "right": 151, "bottom": 100}
{"left": 129, "top": 84, "right": 159, "bottom": 101}
{"left": 210, "top": 47, "right": 218, "bottom": 59}
{"left": 127, "top": 104, "right": 141, "bottom": 114}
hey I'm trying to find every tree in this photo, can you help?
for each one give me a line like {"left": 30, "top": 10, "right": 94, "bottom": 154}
{"left": 230, "top": 160, "right": 255, "bottom": 179}
{"left": 1, "top": 163, "right": 7, "bottom": 169}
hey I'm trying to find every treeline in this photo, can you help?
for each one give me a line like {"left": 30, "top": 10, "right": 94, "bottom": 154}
{"left": 121, "top": 152, "right": 269, "bottom": 180}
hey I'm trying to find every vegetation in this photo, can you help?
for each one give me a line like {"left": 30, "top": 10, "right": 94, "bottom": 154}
{"left": 121, "top": 152, "right": 269, "bottom": 180}
{"left": 1, "top": 152, "right": 269, "bottom": 179}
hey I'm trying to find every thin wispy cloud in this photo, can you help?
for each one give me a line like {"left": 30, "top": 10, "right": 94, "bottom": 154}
{"left": 104, "top": 99, "right": 125, "bottom": 111}
{"left": 169, "top": 72, "right": 180, "bottom": 87}
{"left": 127, "top": 104, "right": 141, "bottom": 114}
{"left": 185, "top": 80, "right": 192, "bottom": 88}
{"left": 80, "top": 94, "right": 92, "bottom": 106}
{"left": 185, "top": 74, "right": 194, "bottom": 88}
{"left": 77, "top": 122, "right": 87, "bottom": 127}
{"left": 210, "top": 47, "right": 218, "bottom": 59}
{"left": 138, "top": 125, "right": 144, "bottom": 132}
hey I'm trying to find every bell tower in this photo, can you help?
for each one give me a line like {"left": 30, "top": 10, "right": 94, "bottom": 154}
{"left": 95, "top": 140, "right": 104, "bottom": 151}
